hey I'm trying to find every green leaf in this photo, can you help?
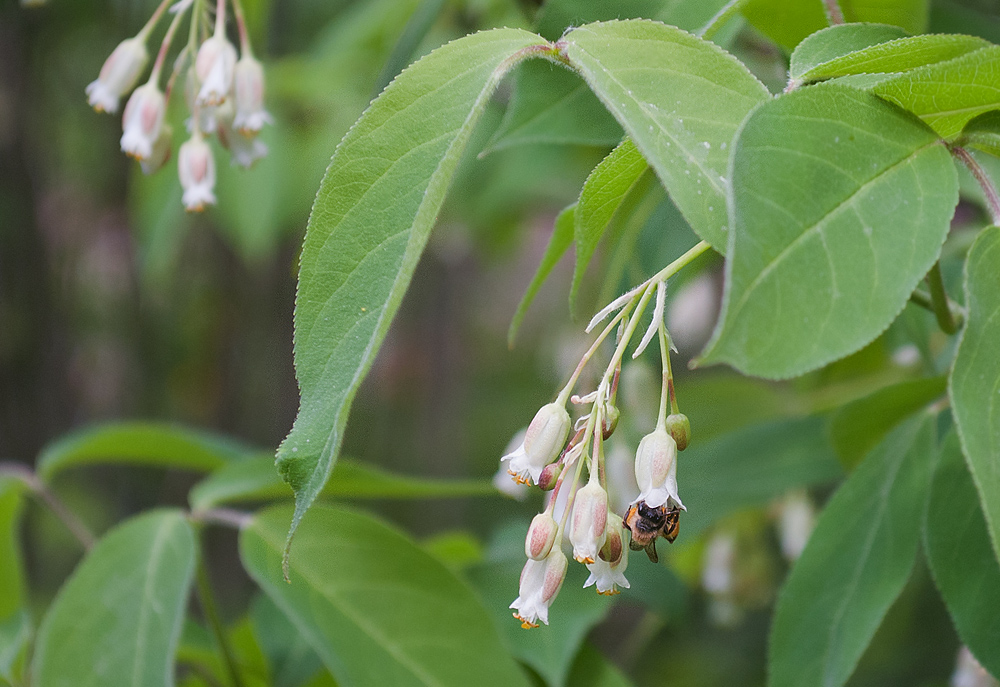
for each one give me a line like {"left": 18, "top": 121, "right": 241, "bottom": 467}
{"left": 37, "top": 422, "right": 251, "bottom": 482}
{"left": 768, "top": 415, "right": 935, "bottom": 687}
{"left": 701, "top": 85, "right": 958, "bottom": 379}
{"left": 680, "top": 417, "right": 843, "bottom": 538}
{"left": 486, "top": 63, "right": 623, "bottom": 152}
{"left": 0, "top": 479, "right": 27, "bottom": 686}
{"left": 0, "top": 610, "right": 30, "bottom": 686}
{"left": 31, "top": 510, "right": 196, "bottom": 687}
{"left": 508, "top": 203, "right": 575, "bottom": 347}
{"left": 561, "top": 19, "right": 770, "bottom": 250}
{"left": 250, "top": 595, "right": 324, "bottom": 687}
{"left": 958, "top": 110, "right": 1000, "bottom": 157}
{"left": 873, "top": 46, "right": 1000, "bottom": 139}
{"left": 950, "top": 225, "right": 1000, "bottom": 566}
{"left": 790, "top": 28, "right": 988, "bottom": 86}
{"left": 566, "top": 644, "right": 635, "bottom": 687}
{"left": 828, "top": 376, "right": 947, "bottom": 470}
{"left": 239, "top": 504, "right": 530, "bottom": 687}
{"left": 572, "top": 139, "right": 650, "bottom": 308}
{"left": 189, "top": 455, "right": 497, "bottom": 511}
{"left": 277, "top": 28, "right": 550, "bottom": 557}
{"left": 925, "top": 430, "right": 1000, "bottom": 679}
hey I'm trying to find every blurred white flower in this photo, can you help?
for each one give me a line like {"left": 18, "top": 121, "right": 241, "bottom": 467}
{"left": 178, "top": 133, "right": 216, "bottom": 212}
{"left": 86, "top": 37, "right": 148, "bottom": 113}
{"left": 120, "top": 83, "right": 165, "bottom": 160}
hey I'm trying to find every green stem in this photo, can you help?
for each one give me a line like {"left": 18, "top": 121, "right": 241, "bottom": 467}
{"left": 823, "top": 0, "right": 845, "bottom": 25}
{"left": 648, "top": 240, "right": 713, "bottom": 285}
{"left": 926, "top": 262, "right": 960, "bottom": 335}
{"left": 136, "top": 0, "right": 175, "bottom": 42}
{"left": 0, "top": 462, "right": 94, "bottom": 550}
{"left": 230, "top": 0, "right": 252, "bottom": 55}
{"left": 556, "top": 300, "right": 636, "bottom": 406}
{"left": 148, "top": 0, "right": 190, "bottom": 86}
{"left": 195, "top": 544, "right": 246, "bottom": 687}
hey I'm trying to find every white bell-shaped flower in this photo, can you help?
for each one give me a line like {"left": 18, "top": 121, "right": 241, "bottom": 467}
{"left": 584, "top": 513, "right": 629, "bottom": 595}
{"left": 569, "top": 481, "right": 608, "bottom": 564}
{"left": 524, "top": 512, "right": 559, "bottom": 561}
{"left": 120, "top": 83, "right": 165, "bottom": 160}
{"left": 195, "top": 35, "right": 237, "bottom": 106}
{"left": 218, "top": 121, "right": 268, "bottom": 169}
{"left": 233, "top": 55, "right": 272, "bottom": 135}
{"left": 501, "top": 402, "right": 570, "bottom": 485}
{"left": 178, "top": 133, "right": 216, "bottom": 212}
{"left": 509, "top": 548, "right": 567, "bottom": 628}
{"left": 634, "top": 427, "right": 684, "bottom": 510}
{"left": 86, "top": 37, "right": 148, "bottom": 113}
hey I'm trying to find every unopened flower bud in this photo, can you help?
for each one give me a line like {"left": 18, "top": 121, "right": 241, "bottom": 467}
{"left": 501, "top": 402, "right": 571, "bottom": 485}
{"left": 233, "top": 55, "right": 272, "bottom": 135}
{"left": 665, "top": 413, "right": 691, "bottom": 451}
{"left": 140, "top": 124, "right": 172, "bottom": 175}
{"left": 569, "top": 481, "right": 608, "bottom": 564}
{"left": 86, "top": 37, "right": 149, "bottom": 113}
{"left": 635, "top": 427, "right": 683, "bottom": 510}
{"left": 195, "top": 36, "right": 237, "bottom": 106}
{"left": 586, "top": 513, "right": 629, "bottom": 595}
{"left": 602, "top": 404, "right": 620, "bottom": 440}
{"left": 510, "top": 548, "right": 567, "bottom": 628}
{"left": 537, "top": 462, "right": 562, "bottom": 491}
{"left": 178, "top": 134, "right": 216, "bottom": 212}
{"left": 525, "top": 512, "right": 559, "bottom": 560}
{"left": 120, "top": 83, "right": 165, "bottom": 160}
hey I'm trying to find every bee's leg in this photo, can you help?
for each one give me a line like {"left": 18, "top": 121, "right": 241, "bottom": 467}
{"left": 628, "top": 538, "right": 645, "bottom": 552}
{"left": 644, "top": 541, "right": 658, "bottom": 563}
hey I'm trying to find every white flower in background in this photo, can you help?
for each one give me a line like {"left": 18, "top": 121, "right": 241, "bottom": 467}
{"left": 120, "top": 83, "right": 165, "bottom": 160}
{"left": 178, "top": 133, "right": 216, "bottom": 212}
{"left": 666, "top": 271, "right": 719, "bottom": 353}
{"left": 87, "top": 37, "right": 149, "bottom": 114}
{"left": 777, "top": 490, "right": 815, "bottom": 562}
{"left": 195, "top": 35, "right": 237, "bottom": 106}
{"left": 510, "top": 548, "right": 567, "bottom": 628}
{"left": 140, "top": 124, "right": 172, "bottom": 175}
{"left": 634, "top": 427, "right": 684, "bottom": 510}
{"left": 501, "top": 402, "right": 571, "bottom": 485}
{"left": 952, "top": 646, "right": 999, "bottom": 687}
{"left": 702, "top": 531, "right": 741, "bottom": 627}
{"left": 569, "top": 481, "right": 608, "bottom": 563}
{"left": 605, "top": 441, "right": 639, "bottom": 515}
{"left": 218, "top": 121, "right": 268, "bottom": 169}
{"left": 233, "top": 54, "right": 271, "bottom": 134}
{"left": 584, "top": 513, "right": 629, "bottom": 595}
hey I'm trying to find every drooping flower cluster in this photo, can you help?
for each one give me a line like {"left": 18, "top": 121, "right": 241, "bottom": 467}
{"left": 502, "top": 248, "right": 705, "bottom": 628}
{"left": 85, "top": 0, "right": 271, "bottom": 212}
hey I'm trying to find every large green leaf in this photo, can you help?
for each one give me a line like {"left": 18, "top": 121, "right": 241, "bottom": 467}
{"left": 239, "top": 505, "right": 530, "bottom": 687}
{"left": 680, "top": 417, "right": 843, "bottom": 537}
{"left": 768, "top": 415, "right": 935, "bottom": 687}
{"left": 572, "top": 139, "right": 650, "bottom": 306}
{"left": 567, "top": 644, "right": 635, "bottom": 687}
{"left": 950, "top": 225, "right": 1000, "bottom": 565}
{"left": 959, "top": 110, "right": 1000, "bottom": 157}
{"left": 276, "top": 29, "right": 550, "bottom": 553}
{"left": 701, "top": 85, "right": 958, "bottom": 379}
{"left": 925, "top": 430, "right": 1000, "bottom": 679}
{"left": 873, "top": 46, "right": 1000, "bottom": 139}
{"left": 189, "top": 455, "right": 497, "bottom": 511}
{"left": 250, "top": 595, "right": 323, "bottom": 687}
{"left": 789, "top": 27, "right": 988, "bottom": 86}
{"left": 828, "top": 376, "right": 946, "bottom": 469}
{"left": 37, "top": 422, "right": 250, "bottom": 482}
{"left": 0, "top": 479, "right": 27, "bottom": 685}
{"left": 31, "top": 510, "right": 196, "bottom": 687}
{"left": 561, "top": 19, "right": 770, "bottom": 250}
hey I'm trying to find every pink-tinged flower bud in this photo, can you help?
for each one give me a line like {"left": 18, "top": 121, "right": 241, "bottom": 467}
{"left": 232, "top": 55, "right": 272, "bottom": 135}
{"left": 569, "top": 481, "right": 608, "bottom": 564}
{"left": 602, "top": 404, "right": 620, "bottom": 440}
{"left": 634, "top": 428, "right": 684, "bottom": 510}
{"left": 666, "top": 413, "right": 691, "bottom": 451}
{"left": 525, "top": 512, "right": 559, "bottom": 561}
{"left": 140, "top": 124, "right": 172, "bottom": 175}
{"left": 501, "top": 402, "right": 571, "bottom": 485}
{"left": 86, "top": 37, "right": 149, "bottom": 113}
{"left": 195, "top": 36, "right": 237, "bottom": 106}
{"left": 178, "top": 134, "right": 216, "bottom": 212}
{"left": 585, "top": 513, "right": 629, "bottom": 595}
{"left": 537, "top": 462, "right": 562, "bottom": 491}
{"left": 120, "top": 83, "right": 165, "bottom": 160}
{"left": 509, "top": 548, "right": 567, "bottom": 628}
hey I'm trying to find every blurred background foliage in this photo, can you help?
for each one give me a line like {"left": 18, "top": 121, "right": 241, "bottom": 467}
{"left": 2, "top": 0, "right": 1000, "bottom": 685}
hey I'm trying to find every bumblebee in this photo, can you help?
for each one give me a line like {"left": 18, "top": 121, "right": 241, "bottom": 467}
{"left": 623, "top": 501, "right": 681, "bottom": 563}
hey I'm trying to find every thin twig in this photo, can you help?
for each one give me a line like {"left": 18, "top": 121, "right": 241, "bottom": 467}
{"left": 823, "top": 0, "right": 845, "bottom": 25}
{"left": 190, "top": 507, "right": 253, "bottom": 530}
{"left": 952, "top": 146, "right": 1000, "bottom": 225}
{"left": 0, "top": 462, "right": 95, "bottom": 550}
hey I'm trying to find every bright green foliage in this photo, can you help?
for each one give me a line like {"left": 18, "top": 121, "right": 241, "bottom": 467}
{"left": 189, "top": 455, "right": 497, "bottom": 511}
{"left": 275, "top": 29, "right": 550, "bottom": 555}
{"left": 828, "top": 376, "right": 946, "bottom": 469}
{"left": 925, "top": 430, "right": 1000, "bottom": 678}
{"left": 0, "top": 479, "right": 27, "bottom": 685}
{"left": 702, "top": 86, "right": 958, "bottom": 379}
{"left": 31, "top": 510, "right": 196, "bottom": 687}
{"left": 769, "top": 415, "right": 935, "bottom": 687}
{"left": 37, "top": 422, "right": 250, "bottom": 482}
{"left": 680, "top": 417, "right": 843, "bottom": 537}
{"left": 960, "top": 111, "right": 1000, "bottom": 157}
{"left": 509, "top": 203, "right": 576, "bottom": 346}
{"left": 950, "top": 226, "right": 1000, "bottom": 565}
{"left": 573, "top": 139, "right": 650, "bottom": 307}
{"left": 561, "top": 20, "right": 770, "bottom": 251}
{"left": 874, "top": 46, "right": 1000, "bottom": 138}
{"left": 239, "top": 505, "right": 530, "bottom": 687}
{"left": 790, "top": 28, "right": 988, "bottom": 85}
